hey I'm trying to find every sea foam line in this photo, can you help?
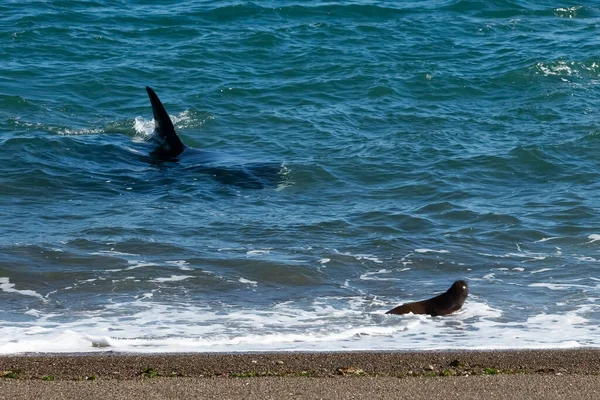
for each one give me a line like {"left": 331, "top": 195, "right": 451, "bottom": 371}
{"left": 1, "top": 297, "right": 599, "bottom": 354}
{"left": 0, "top": 277, "right": 45, "bottom": 301}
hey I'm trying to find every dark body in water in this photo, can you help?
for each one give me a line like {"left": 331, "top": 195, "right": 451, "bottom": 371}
{"left": 145, "top": 86, "right": 282, "bottom": 189}
{"left": 386, "top": 280, "right": 468, "bottom": 317}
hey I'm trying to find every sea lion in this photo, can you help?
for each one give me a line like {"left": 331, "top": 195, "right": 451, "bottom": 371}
{"left": 386, "top": 280, "right": 468, "bottom": 316}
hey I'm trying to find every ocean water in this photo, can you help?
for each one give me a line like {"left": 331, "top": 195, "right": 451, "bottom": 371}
{"left": 1, "top": 1, "right": 600, "bottom": 353}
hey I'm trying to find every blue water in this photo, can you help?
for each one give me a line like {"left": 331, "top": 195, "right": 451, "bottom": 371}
{"left": 1, "top": 1, "right": 600, "bottom": 353}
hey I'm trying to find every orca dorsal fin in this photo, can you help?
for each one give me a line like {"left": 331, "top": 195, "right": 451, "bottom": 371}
{"left": 146, "top": 86, "right": 186, "bottom": 159}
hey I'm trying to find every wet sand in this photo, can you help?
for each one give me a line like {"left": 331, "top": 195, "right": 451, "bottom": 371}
{"left": 1, "top": 350, "right": 600, "bottom": 399}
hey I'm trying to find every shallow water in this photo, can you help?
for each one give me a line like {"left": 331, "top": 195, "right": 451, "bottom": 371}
{"left": 1, "top": 1, "right": 600, "bottom": 353}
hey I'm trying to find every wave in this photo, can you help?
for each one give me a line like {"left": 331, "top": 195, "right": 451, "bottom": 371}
{"left": 1, "top": 295, "right": 599, "bottom": 353}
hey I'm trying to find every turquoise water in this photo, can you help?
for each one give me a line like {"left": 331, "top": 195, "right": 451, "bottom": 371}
{"left": 1, "top": 1, "right": 600, "bottom": 352}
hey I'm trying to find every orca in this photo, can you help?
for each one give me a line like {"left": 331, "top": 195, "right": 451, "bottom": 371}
{"left": 146, "top": 86, "right": 186, "bottom": 160}
{"left": 145, "top": 86, "right": 284, "bottom": 189}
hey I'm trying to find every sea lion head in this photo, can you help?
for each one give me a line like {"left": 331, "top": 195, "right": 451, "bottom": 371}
{"left": 448, "top": 280, "right": 469, "bottom": 301}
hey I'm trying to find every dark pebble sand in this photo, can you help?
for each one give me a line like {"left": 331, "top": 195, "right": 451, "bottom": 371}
{"left": 1, "top": 350, "right": 600, "bottom": 399}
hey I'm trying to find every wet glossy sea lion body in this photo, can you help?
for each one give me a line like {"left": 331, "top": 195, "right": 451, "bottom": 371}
{"left": 386, "top": 280, "right": 468, "bottom": 316}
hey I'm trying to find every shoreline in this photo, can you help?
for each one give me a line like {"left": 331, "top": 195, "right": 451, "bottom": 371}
{"left": 2, "top": 349, "right": 599, "bottom": 380}
{"left": 3, "top": 350, "right": 600, "bottom": 399}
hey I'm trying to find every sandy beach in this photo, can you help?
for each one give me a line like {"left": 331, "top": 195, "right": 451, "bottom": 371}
{"left": 1, "top": 350, "right": 600, "bottom": 399}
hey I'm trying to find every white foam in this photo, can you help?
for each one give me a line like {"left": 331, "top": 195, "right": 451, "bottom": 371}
{"left": 2, "top": 292, "right": 599, "bottom": 354}
{"left": 0, "top": 330, "right": 93, "bottom": 353}
{"left": 479, "top": 252, "right": 511, "bottom": 258}
{"left": 536, "top": 61, "right": 574, "bottom": 76}
{"left": 0, "top": 277, "right": 45, "bottom": 301}
{"left": 535, "top": 237, "right": 560, "bottom": 242}
{"left": 91, "top": 250, "right": 141, "bottom": 257}
{"left": 529, "top": 282, "right": 591, "bottom": 291}
{"left": 133, "top": 111, "right": 205, "bottom": 141}
{"left": 334, "top": 250, "right": 383, "bottom": 263}
{"left": 166, "top": 260, "right": 193, "bottom": 271}
{"left": 58, "top": 128, "right": 104, "bottom": 136}
{"left": 133, "top": 116, "right": 156, "bottom": 139}
{"left": 576, "top": 256, "right": 599, "bottom": 262}
{"left": 414, "top": 249, "right": 450, "bottom": 254}
{"left": 149, "top": 275, "right": 193, "bottom": 283}
{"left": 530, "top": 268, "right": 554, "bottom": 274}
{"left": 359, "top": 269, "right": 407, "bottom": 282}
{"left": 247, "top": 249, "right": 271, "bottom": 255}
{"left": 107, "top": 260, "right": 154, "bottom": 273}
{"left": 24, "top": 309, "right": 42, "bottom": 317}
{"left": 586, "top": 234, "right": 600, "bottom": 244}
{"left": 554, "top": 6, "right": 584, "bottom": 18}
{"left": 479, "top": 252, "right": 546, "bottom": 262}
{"left": 239, "top": 278, "right": 258, "bottom": 286}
